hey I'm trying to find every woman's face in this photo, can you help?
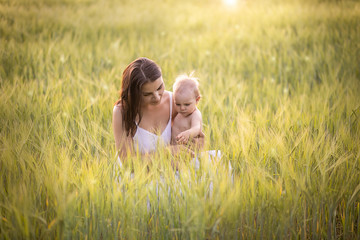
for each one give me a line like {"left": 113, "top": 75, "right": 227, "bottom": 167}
{"left": 141, "top": 77, "right": 165, "bottom": 106}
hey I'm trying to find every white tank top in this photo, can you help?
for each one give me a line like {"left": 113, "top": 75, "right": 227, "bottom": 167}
{"left": 133, "top": 92, "right": 172, "bottom": 154}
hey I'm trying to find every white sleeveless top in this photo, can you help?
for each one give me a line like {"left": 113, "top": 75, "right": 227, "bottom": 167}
{"left": 133, "top": 92, "right": 172, "bottom": 154}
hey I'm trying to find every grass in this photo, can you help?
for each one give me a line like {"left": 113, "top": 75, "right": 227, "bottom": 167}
{"left": 1, "top": 0, "right": 360, "bottom": 238}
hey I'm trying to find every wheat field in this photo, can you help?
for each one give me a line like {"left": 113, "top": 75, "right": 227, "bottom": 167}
{"left": 1, "top": 0, "right": 360, "bottom": 239}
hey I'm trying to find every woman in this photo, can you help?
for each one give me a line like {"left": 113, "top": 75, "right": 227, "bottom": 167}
{"left": 113, "top": 57, "right": 203, "bottom": 161}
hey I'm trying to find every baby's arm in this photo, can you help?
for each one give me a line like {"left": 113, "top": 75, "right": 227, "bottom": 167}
{"left": 176, "top": 110, "right": 202, "bottom": 144}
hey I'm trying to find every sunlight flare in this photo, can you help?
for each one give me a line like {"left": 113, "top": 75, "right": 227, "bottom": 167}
{"left": 223, "top": 0, "right": 238, "bottom": 7}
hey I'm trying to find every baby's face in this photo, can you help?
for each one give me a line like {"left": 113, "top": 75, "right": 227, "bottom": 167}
{"left": 174, "top": 90, "right": 199, "bottom": 117}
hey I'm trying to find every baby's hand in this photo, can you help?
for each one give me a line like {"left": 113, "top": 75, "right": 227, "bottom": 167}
{"left": 176, "top": 131, "right": 190, "bottom": 145}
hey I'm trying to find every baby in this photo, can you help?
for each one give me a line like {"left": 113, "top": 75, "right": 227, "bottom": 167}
{"left": 171, "top": 75, "right": 202, "bottom": 146}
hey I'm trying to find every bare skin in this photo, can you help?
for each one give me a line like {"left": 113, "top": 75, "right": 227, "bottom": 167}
{"left": 171, "top": 89, "right": 202, "bottom": 146}
{"left": 113, "top": 77, "right": 171, "bottom": 157}
{"left": 171, "top": 108, "right": 202, "bottom": 145}
{"left": 113, "top": 77, "right": 200, "bottom": 162}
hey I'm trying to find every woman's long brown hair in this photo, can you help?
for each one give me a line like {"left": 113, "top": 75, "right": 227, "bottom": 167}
{"left": 115, "top": 57, "right": 162, "bottom": 137}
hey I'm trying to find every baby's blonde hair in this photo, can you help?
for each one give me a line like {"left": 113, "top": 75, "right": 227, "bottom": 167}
{"left": 173, "top": 74, "right": 200, "bottom": 98}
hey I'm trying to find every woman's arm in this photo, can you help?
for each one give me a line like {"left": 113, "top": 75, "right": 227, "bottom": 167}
{"left": 113, "top": 105, "right": 134, "bottom": 160}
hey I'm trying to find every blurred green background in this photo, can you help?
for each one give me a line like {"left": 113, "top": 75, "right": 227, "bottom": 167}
{"left": 1, "top": 0, "right": 360, "bottom": 239}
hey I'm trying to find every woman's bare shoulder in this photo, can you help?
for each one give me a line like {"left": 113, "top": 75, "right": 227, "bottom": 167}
{"left": 164, "top": 90, "right": 171, "bottom": 100}
{"left": 113, "top": 103, "right": 122, "bottom": 111}
{"left": 113, "top": 104, "right": 123, "bottom": 120}
{"left": 166, "top": 90, "right": 178, "bottom": 117}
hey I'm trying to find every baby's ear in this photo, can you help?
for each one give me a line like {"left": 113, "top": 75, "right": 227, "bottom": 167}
{"left": 196, "top": 96, "right": 201, "bottom": 103}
